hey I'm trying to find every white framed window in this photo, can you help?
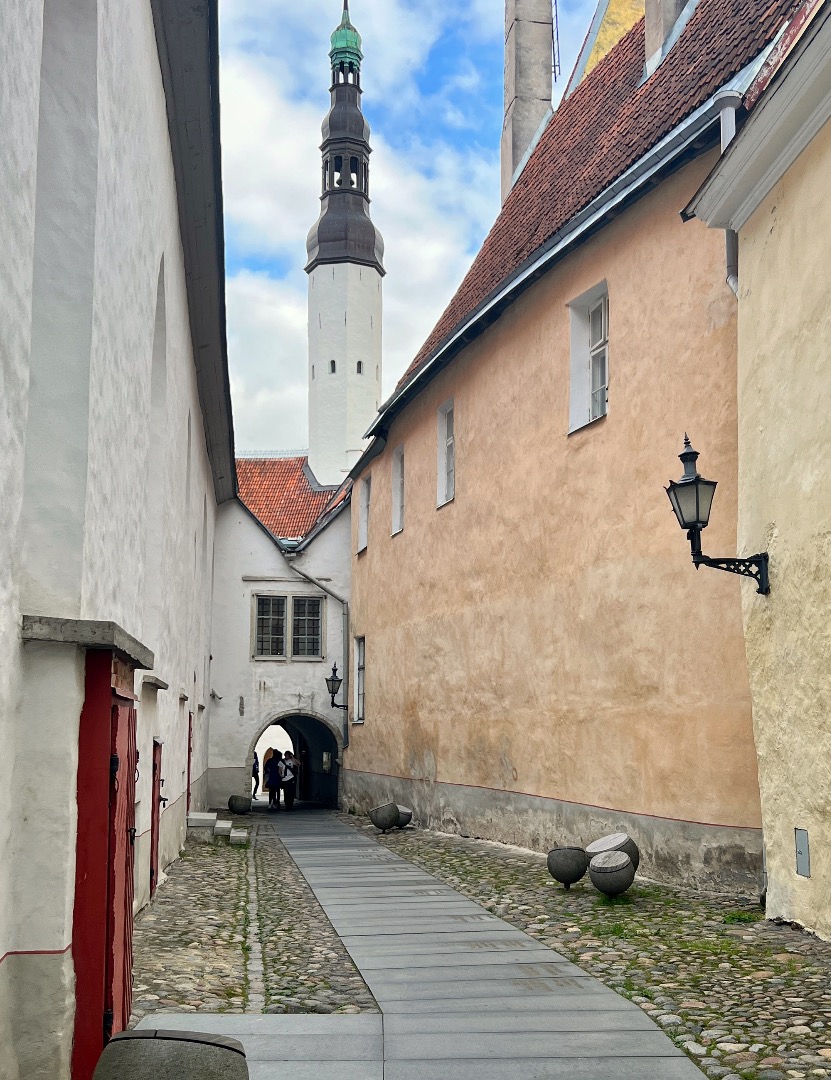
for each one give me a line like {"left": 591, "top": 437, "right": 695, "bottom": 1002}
{"left": 354, "top": 636, "right": 366, "bottom": 723}
{"left": 254, "top": 595, "right": 286, "bottom": 658}
{"left": 391, "top": 446, "right": 405, "bottom": 535}
{"left": 291, "top": 596, "right": 323, "bottom": 658}
{"left": 358, "top": 475, "right": 371, "bottom": 552}
{"left": 568, "top": 284, "right": 609, "bottom": 433}
{"left": 437, "top": 400, "right": 455, "bottom": 507}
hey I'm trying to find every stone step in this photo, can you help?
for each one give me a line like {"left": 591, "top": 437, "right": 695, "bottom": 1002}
{"left": 229, "top": 828, "right": 249, "bottom": 847}
{"left": 214, "top": 819, "right": 233, "bottom": 838}
{"left": 187, "top": 811, "right": 217, "bottom": 829}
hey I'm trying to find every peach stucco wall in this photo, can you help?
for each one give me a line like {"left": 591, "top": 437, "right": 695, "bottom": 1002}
{"left": 348, "top": 154, "right": 762, "bottom": 851}
{"left": 738, "top": 118, "right": 831, "bottom": 938}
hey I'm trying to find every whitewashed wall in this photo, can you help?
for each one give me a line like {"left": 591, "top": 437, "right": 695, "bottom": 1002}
{"left": 208, "top": 502, "right": 352, "bottom": 808}
{"left": 1, "top": 0, "right": 222, "bottom": 1073}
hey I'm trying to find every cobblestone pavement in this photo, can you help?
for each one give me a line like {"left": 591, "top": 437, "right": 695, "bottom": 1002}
{"left": 130, "top": 814, "right": 378, "bottom": 1026}
{"left": 131, "top": 841, "right": 248, "bottom": 1022}
{"left": 361, "top": 817, "right": 831, "bottom": 1080}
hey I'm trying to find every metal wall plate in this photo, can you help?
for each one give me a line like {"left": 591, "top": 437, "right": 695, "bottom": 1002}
{"left": 795, "top": 828, "right": 811, "bottom": 878}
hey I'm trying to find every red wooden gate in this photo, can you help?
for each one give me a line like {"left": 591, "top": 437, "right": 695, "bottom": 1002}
{"left": 72, "top": 651, "right": 139, "bottom": 1080}
{"left": 186, "top": 711, "right": 194, "bottom": 812}
{"left": 150, "top": 741, "right": 162, "bottom": 898}
{"left": 104, "top": 699, "right": 138, "bottom": 1038}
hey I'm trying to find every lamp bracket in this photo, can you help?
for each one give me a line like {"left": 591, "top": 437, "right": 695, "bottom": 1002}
{"left": 330, "top": 697, "right": 349, "bottom": 712}
{"left": 693, "top": 551, "right": 770, "bottom": 595}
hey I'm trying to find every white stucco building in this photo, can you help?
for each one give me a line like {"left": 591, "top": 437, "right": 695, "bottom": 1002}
{"left": 0, "top": 1, "right": 234, "bottom": 1077}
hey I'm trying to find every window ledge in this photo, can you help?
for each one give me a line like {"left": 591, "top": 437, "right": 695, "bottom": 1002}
{"left": 352, "top": 719, "right": 365, "bottom": 726}
{"left": 252, "top": 655, "right": 288, "bottom": 662}
{"left": 290, "top": 656, "right": 325, "bottom": 663}
{"left": 568, "top": 413, "right": 607, "bottom": 436}
{"left": 436, "top": 496, "right": 455, "bottom": 510}
{"left": 391, "top": 527, "right": 403, "bottom": 537}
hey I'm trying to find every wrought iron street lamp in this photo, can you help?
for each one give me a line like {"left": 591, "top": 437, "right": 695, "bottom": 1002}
{"left": 326, "top": 663, "right": 348, "bottom": 710}
{"left": 666, "top": 435, "right": 769, "bottom": 595}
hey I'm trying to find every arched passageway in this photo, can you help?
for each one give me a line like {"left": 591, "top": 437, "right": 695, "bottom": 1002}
{"left": 252, "top": 712, "right": 341, "bottom": 808}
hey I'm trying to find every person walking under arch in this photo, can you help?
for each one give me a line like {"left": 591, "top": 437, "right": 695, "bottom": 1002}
{"left": 252, "top": 751, "right": 260, "bottom": 800}
{"left": 282, "top": 751, "right": 299, "bottom": 811}
{"left": 263, "top": 749, "right": 284, "bottom": 810}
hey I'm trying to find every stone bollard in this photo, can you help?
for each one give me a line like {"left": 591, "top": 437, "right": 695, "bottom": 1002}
{"left": 546, "top": 846, "right": 589, "bottom": 889}
{"left": 586, "top": 831, "right": 640, "bottom": 872}
{"left": 228, "top": 795, "right": 252, "bottom": 815}
{"left": 589, "top": 850, "right": 636, "bottom": 897}
{"left": 368, "top": 802, "right": 399, "bottom": 832}
{"left": 92, "top": 1030, "right": 248, "bottom": 1080}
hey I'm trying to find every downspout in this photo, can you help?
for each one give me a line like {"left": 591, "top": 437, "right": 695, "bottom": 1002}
{"left": 717, "top": 90, "right": 743, "bottom": 297}
{"left": 284, "top": 557, "right": 350, "bottom": 751}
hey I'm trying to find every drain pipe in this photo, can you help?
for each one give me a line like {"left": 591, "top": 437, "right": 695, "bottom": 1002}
{"left": 717, "top": 90, "right": 743, "bottom": 297}
{"left": 284, "top": 557, "right": 350, "bottom": 751}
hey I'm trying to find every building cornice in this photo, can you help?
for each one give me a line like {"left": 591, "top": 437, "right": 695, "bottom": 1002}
{"left": 150, "top": 0, "right": 237, "bottom": 504}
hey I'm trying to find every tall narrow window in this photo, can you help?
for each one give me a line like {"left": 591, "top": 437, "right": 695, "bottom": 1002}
{"left": 292, "top": 597, "right": 323, "bottom": 658}
{"left": 568, "top": 283, "right": 609, "bottom": 433}
{"left": 589, "top": 296, "right": 609, "bottom": 421}
{"left": 330, "top": 360, "right": 336, "bottom": 374}
{"left": 391, "top": 446, "right": 405, "bottom": 534}
{"left": 357, "top": 361, "right": 363, "bottom": 374}
{"left": 255, "top": 596, "right": 286, "bottom": 657}
{"left": 358, "top": 475, "right": 371, "bottom": 552}
{"left": 437, "top": 401, "right": 455, "bottom": 506}
{"left": 355, "top": 637, "right": 366, "bottom": 723}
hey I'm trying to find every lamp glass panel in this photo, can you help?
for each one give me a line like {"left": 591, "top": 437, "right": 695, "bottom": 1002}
{"left": 673, "top": 482, "right": 701, "bottom": 529}
{"left": 326, "top": 676, "right": 342, "bottom": 696}
{"left": 697, "top": 479, "right": 717, "bottom": 528}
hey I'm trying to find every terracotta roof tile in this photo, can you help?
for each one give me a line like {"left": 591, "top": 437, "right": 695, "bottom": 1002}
{"left": 397, "top": 0, "right": 796, "bottom": 392}
{"left": 237, "top": 457, "right": 336, "bottom": 540}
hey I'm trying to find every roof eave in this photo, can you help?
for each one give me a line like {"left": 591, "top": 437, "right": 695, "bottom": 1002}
{"left": 151, "top": 0, "right": 237, "bottom": 504}
{"left": 685, "top": 1, "right": 831, "bottom": 231}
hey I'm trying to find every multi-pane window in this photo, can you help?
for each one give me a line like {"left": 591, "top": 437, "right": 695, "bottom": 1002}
{"left": 358, "top": 475, "right": 371, "bottom": 551}
{"left": 392, "top": 446, "right": 405, "bottom": 534}
{"left": 292, "top": 597, "right": 323, "bottom": 657}
{"left": 589, "top": 296, "right": 609, "bottom": 421}
{"left": 255, "top": 596, "right": 286, "bottom": 657}
{"left": 437, "top": 401, "right": 455, "bottom": 506}
{"left": 355, "top": 637, "right": 366, "bottom": 723}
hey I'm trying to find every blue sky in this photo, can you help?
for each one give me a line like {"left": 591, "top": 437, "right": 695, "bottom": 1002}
{"left": 219, "top": 0, "right": 597, "bottom": 450}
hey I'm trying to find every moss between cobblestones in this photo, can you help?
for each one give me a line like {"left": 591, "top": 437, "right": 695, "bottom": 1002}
{"left": 359, "top": 819, "right": 831, "bottom": 1080}
{"left": 254, "top": 821, "right": 379, "bottom": 1014}
{"left": 130, "top": 840, "right": 249, "bottom": 1025}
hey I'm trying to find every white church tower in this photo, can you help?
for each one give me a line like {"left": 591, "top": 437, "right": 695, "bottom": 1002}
{"left": 306, "top": 1, "right": 385, "bottom": 487}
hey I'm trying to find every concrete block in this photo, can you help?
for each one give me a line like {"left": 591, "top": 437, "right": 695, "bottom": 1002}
{"left": 213, "top": 819, "right": 233, "bottom": 837}
{"left": 187, "top": 812, "right": 217, "bottom": 829}
{"left": 229, "top": 828, "right": 248, "bottom": 846}
{"left": 92, "top": 1029, "right": 248, "bottom": 1079}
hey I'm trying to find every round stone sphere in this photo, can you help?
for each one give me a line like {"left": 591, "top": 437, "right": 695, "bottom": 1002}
{"left": 369, "top": 802, "right": 400, "bottom": 832}
{"left": 546, "top": 846, "right": 589, "bottom": 889}
{"left": 586, "top": 831, "right": 640, "bottom": 872}
{"left": 589, "top": 850, "right": 636, "bottom": 897}
{"left": 228, "top": 795, "right": 252, "bottom": 816}
{"left": 396, "top": 805, "right": 413, "bottom": 828}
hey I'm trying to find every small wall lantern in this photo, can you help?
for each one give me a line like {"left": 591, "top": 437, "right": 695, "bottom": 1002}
{"left": 325, "top": 663, "right": 348, "bottom": 711}
{"left": 665, "top": 435, "right": 769, "bottom": 595}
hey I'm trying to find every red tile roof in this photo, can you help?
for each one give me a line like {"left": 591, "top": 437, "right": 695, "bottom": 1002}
{"left": 397, "top": 0, "right": 796, "bottom": 391}
{"left": 237, "top": 457, "right": 338, "bottom": 541}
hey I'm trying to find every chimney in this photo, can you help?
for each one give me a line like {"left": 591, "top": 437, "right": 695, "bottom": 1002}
{"left": 644, "top": 0, "right": 686, "bottom": 70}
{"left": 501, "top": 0, "right": 553, "bottom": 204}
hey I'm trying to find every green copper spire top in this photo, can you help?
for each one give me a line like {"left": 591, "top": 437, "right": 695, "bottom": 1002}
{"left": 330, "top": 0, "right": 363, "bottom": 70}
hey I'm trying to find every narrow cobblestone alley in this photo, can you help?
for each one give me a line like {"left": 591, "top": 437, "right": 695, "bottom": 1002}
{"left": 132, "top": 809, "right": 831, "bottom": 1079}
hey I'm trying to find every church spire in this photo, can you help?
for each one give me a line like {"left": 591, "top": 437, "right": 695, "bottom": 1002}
{"left": 305, "top": 1, "right": 384, "bottom": 275}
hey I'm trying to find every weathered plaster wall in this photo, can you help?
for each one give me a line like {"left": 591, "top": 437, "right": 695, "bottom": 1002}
{"left": 208, "top": 502, "right": 351, "bottom": 808}
{"left": 308, "top": 261, "right": 383, "bottom": 486}
{"left": 348, "top": 155, "right": 763, "bottom": 887}
{"left": 737, "top": 118, "right": 831, "bottom": 939}
{"left": 1, "top": 0, "right": 222, "bottom": 1069}
{"left": 0, "top": 4, "right": 43, "bottom": 1076}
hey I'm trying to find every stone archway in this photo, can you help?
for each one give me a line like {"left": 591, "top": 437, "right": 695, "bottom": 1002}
{"left": 249, "top": 710, "right": 343, "bottom": 808}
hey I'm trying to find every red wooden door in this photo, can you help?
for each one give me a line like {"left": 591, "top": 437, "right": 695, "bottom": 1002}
{"left": 150, "top": 741, "right": 162, "bottom": 898}
{"left": 104, "top": 700, "right": 137, "bottom": 1038}
{"left": 186, "top": 711, "right": 194, "bottom": 813}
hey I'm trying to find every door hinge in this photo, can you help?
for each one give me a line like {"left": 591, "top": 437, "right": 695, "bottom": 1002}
{"left": 103, "top": 1008, "right": 114, "bottom": 1043}
{"left": 127, "top": 827, "right": 136, "bottom": 847}
{"left": 110, "top": 754, "right": 119, "bottom": 778}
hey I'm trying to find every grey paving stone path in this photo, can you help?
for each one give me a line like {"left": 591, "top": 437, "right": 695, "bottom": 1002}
{"left": 141, "top": 810, "right": 704, "bottom": 1079}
